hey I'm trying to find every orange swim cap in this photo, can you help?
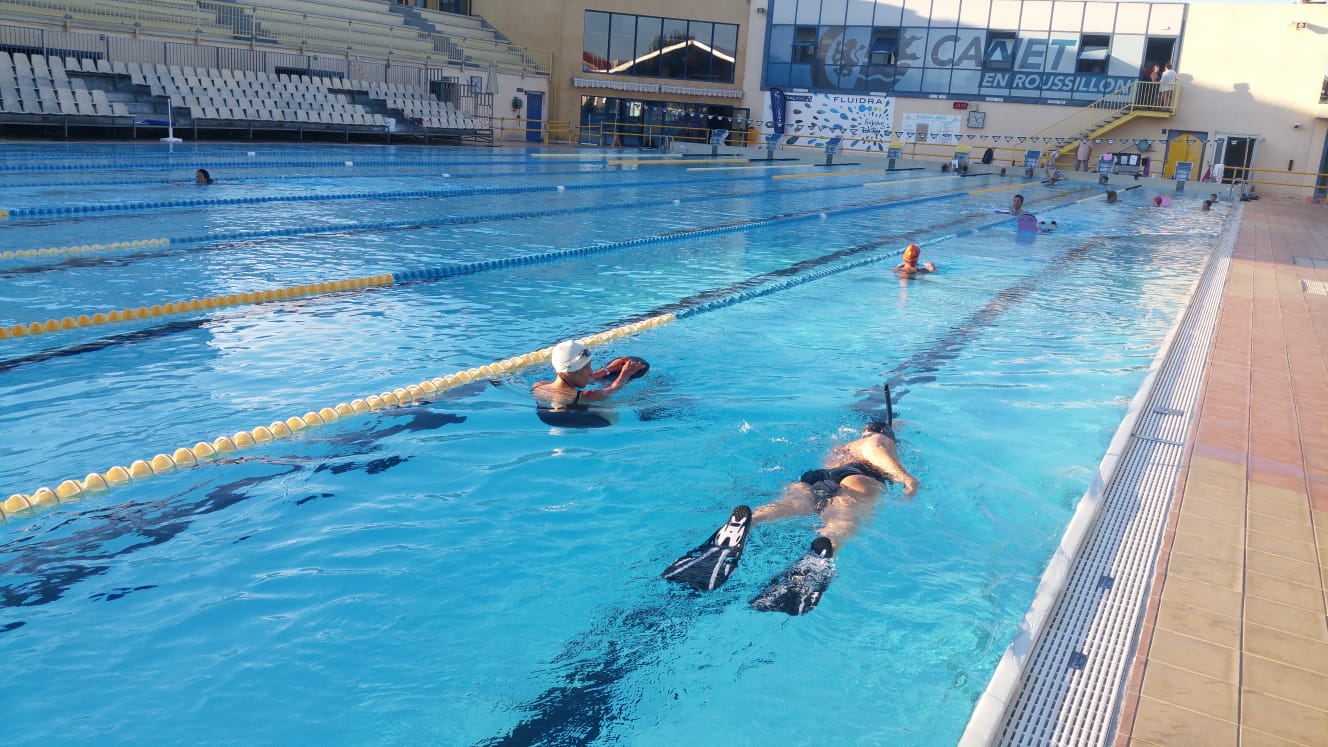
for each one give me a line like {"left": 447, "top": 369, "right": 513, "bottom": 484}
{"left": 903, "top": 244, "right": 921, "bottom": 262}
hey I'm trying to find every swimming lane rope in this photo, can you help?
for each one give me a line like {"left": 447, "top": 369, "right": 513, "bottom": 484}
{"left": 2, "top": 188, "right": 968, "bottom": 340}
{"left": 1, "top": 185, "right": 1092, "bottom": 522}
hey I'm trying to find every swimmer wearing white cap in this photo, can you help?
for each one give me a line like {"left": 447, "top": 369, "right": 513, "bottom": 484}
{"left": 532, "top": 340, "right": 647, "bottom": 409}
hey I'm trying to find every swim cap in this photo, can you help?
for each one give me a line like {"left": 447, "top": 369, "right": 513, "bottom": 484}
{"left": 903, "top": 244, "right": 920, "bottom": 262}
{"left": 1153, "top": 196, "right": 1163, "bottom": 206}
{"left": 551, "top": 340, "right": 592, "bottom": 373}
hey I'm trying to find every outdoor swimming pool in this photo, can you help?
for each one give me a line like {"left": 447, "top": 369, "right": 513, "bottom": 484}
{"left": 0, "top": 143, "right": 1227, "bottom": 745}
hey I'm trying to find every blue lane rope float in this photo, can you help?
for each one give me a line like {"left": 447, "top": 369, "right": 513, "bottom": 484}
{"left": 0, "top": 155, "right": 598, "bottom": 174}
{"left": 2, "top": 188, "right": 971, "bottom": 340}
{"left": 1, "top": 179, "right": 879, "bottom": 261}
{"left": 0, "top": 171, "right": 807, "bottom": 218}
{"left": 1, "top": 314, "right": 677, "bottom": 523}
{"left": 0, "top": 184, "right": 1094, "bottom": 520}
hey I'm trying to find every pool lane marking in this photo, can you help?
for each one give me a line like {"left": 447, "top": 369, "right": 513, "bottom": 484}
{"left": 773, "top": 168, "right": 888, "bottom": 180}
{"left": 863, "top": 173, "right": 996, "bottom": 188}
{"left": 2, "top": 188, "right": 975, "bottom": 341}
{"left": 0, "top": 170, "right": 781, "bottom": 219}
{"left": 685, "top": 163, "right": 816, "bottom": 172}
{"left": 966, "top": 181, "right": 1040, "bottom": 196}
{"left": 4, "top": 178, "right": 871, "bottom": 262}
{"left": 606, "top": 158, "right": 749, "bottom": 166}
{"left": 0, "top": 315, "right": 678, "bottom": 523}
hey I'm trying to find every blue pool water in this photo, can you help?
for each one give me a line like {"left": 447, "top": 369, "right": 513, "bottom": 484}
{"left": 0, "top": 143, "right": 1225, "bottom": 745}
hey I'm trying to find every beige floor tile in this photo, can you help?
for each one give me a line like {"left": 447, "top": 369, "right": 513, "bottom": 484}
{"left": 1247, "top": 529, "right": 1319, "bottom": 564}
{"left": 1241, "top": 690, "right": 1328, "bottom": 747}
{"left": 1244, "top": 653, "right": 1328, "bottom": 712}
{"left": 1246, "top": 549, "right": 1323, "bottom": 588}
{"left": 1245, "top": 595, "right": 1328, "bottom": 641}
{"left": 1156, "top": 601, "right": 1241, "bottom": 649}
{"left": 1248, "top": 494, "right": 1312, "bottom": 523}
{"left": 1181, "top": 496, "right": 1247, "bottom": 528}
{"left": 1239, "top": 725, "right": 1309, "bottom": 747}
{"left": 1248, "top": 482, "right": 1311, "bottom": 506}
{"left": 1130, "top": 695, "right": 1237, "bottom": 747}
{"left": 1160, "top": 574, "right": 1243, "bottom": 620}
{"left": 1189, "top": 455, "right": 1245, "bottom": 479}
{"left": 1246, "top": 569, "right": 1326, "bottom": 613}
{"left": 1187, "top": 469, "right": 1248, "bottom": 495}
{"left": 1244, "top": 622, "right": 1328, "bottom": 672}
{"left": 1165, "top": 549, "right": 1243, "bottom": 590}
{"left": 1139, "top": 660, "right": 1238, "bottom": 720}
{"left": 1177, "top": 512, "right": 1244, "bottom": 545}
{"left": 1171, "top": 529, "right": 1243, "bottom": 566}
{"left": 1147, "top": 627, "right": 1239, "bottom": 682}
{"left": 1249, "top": 512, "right": 1318, "bottom": 545}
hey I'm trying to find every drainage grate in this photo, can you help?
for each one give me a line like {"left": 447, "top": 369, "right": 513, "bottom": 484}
{"left": 960, "top": 203, "right": 1243, "bottom": 747}
{"left": 1292, "top": 256, "right": 1328, "bottom": 270}
{"left": 1303, "top": 279, "right": 1328, "bottom": 296}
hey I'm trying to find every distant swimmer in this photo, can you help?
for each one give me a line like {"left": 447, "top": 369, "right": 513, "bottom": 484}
{"left": 1105, "top": 190, "right": 1119, "bottom": 203}
{"left": 1043, "top": 166, "right": 1065, "bottom": 185}
{"left": 1152, "top": 195, "right": 1172, "bottom": 207}
{"left": 663, "top": 411, "right": 919, "bottom": 615}
{"left": 1202, "top": 200, "right": 1212, "bottom": 211}
{"left": 894, "top": 243, "right": 936, "bottom": 276}
{"left": 531, "top": 340, "right": 648, "bottom": 427}
{"left": 996, "top": 193, "right": 1026, "bottom": 215}
{"left": 195, "top": 168, "right": 214, "bottom": 185}
{"left": 1039, "top": 220, "right": 1058, "bottom": 233}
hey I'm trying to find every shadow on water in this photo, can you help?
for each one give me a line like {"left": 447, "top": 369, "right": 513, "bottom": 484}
{"left": 0, "top": 405, "right": 468, "bottom": 632}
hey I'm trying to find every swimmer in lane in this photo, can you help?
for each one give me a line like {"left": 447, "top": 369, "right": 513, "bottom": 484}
{"left": 532, "top": 340, "right": 647, "bottom": 427}
{"left": 894, "top": 243, "right": 936, "bottom": 276}
{"left": 663, "top": 416, "right": 918, "bottom": 615}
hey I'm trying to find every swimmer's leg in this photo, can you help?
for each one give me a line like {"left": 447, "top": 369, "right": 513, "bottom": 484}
{"left": 662, "top": 505, "right": 752, "bottom": 591}
{"left": 750, "top": 536, "right": 836, "bottom": 616}
{"left": 752, "top": 482, "right": 817, "bottom": 524}
{"left": 815, "top": 475, "right": 879, "bottom": 548}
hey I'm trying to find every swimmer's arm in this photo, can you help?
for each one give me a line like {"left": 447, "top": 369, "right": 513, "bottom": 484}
{"left": 580, "top": 360, "right": 644, "bottom": 402}
{"left": 861, "top": 436, "right": 919, "bottom": 497}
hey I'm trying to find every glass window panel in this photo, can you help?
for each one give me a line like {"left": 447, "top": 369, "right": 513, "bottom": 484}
{"left": 990, "top": 0, "right": 1021, "bottom": 29}
{"left": 633, "top": 16, "right": 663, "bottom": 77}
{"left": 926, "top": 28, "right": 963, "bottom": 67}
{"left": 713, "top": 23, "right": 738, "bottom": 62}
{"left": 903, "top": 0, "right": 933, "bottom": 21}
{"left": 659, "top": 19, "right": 689, "bottom": 78}
{"left": 959, "top": 0, "right": 989, "bottom": 28}
{"left": 1076, "top": 33, "right": 1110, "bottom": 74}
{"left": 894, "top": 63, "right": 924, "bottom": 92}
{"left": 1044, "top": 34, "right": 1078, "bottom": 73}
{"left": 950, "top": 68, "right": 981, "bottom": 94}
{"left": 930, "top": 0, "right": 961, "bottom": 24}
{"left": 898, "top": 26, "right": 929, "bottom": 70}
{"left": 984, "top": 30, "right": 1017, "bottom": 70}
{"left": 771, "top": 0, "right": 798, "bottom": 24}
{"left": 686, "top": 21, "right": 714, "bottom": 81}
{"left": 1108, "top": 34, "right": 1144, "bottom": 76}
{"left": 768, "top": 25, "right": 795, "bottom": 64}
{"left": 1052, "top": 2, "right": 1083, "bottom": 31}
{"left": 1083, "top": 2, "right": 1114, "bottom": 30}
{"left": 792, "top": 26, "right": 819, "bottom": 64}
{"left": 1021, "top": 1, "right": 1052, "bottom": 31}
{"left": 950, "top": 29, "right": 986, "bottom": 70}
{"left": 874, "top": 2, "right": 903, "bottom": 25}
{"left": 795, "top": 1, "right": 821, "bottom": 24}
{"left": 1148, "top": 4, "right": 1184, "bottom": 34}
{"left": 923, "top": 67, "right": 952, "bottom": 93}
{"left": 820, "top": 0, "right": 850, "bottom": 24}
{"left": 846, "top": 0, "right": 877, "bottom": 25}
{"left": 979, "top": 74, "right": 1011, "bottom": 98}
{"left": 790, "top": 63, "right": 814, "bottom": 88}
{"left": 583, "top": 11, "right": 610, "bottom": 74}
{"left": 816, "top": 27, "right": 864, "bottom": 89}
{"left": 766, "top": 62, "right": 792, "bottom": 88}
{"left": 607, "top": 14, "right": 636, "bottom": 75}
{"left": 1114, "top": 4, "right": 1148, "bottom": 34}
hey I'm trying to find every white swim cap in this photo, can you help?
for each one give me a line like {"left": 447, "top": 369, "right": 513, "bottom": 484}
{"left": 551, "top": 340, "right": 592, "bottom": 373}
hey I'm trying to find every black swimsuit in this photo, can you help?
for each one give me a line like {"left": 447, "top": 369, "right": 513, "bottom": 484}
{"left": 798, "top": 461, "right": 891, "bottom": 511}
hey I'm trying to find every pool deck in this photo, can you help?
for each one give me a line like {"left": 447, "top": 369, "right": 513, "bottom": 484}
{"left": 1113, "top": 197, "right": 1328, "bottom": 746}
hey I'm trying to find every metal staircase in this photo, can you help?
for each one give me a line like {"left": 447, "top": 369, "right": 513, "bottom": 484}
{"left": 1033, "top": 81, "right": 1177, "bottom": 159}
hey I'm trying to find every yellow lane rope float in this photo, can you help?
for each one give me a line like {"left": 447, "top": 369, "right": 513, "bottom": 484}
{"left": 1, "top": 313, "right": 677, "bottom": 522}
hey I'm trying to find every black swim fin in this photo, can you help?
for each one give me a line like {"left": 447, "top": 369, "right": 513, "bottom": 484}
{"left": 662, "top": 505, "right": 752, "bottom": 591}
{"left": 750, "top": 536, "right": 836, "bottom": 616}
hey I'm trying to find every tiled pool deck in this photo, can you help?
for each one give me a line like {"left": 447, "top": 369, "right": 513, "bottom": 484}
{"left": 1114, "top": 198, "right": 1328, "bottom": 746}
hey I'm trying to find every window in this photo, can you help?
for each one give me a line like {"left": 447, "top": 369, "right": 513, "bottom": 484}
{"left": 583, "top": 11, "right": 610, "bottom": 73}
{"left": 984, "top": 30, "right": 1017, "bottom": 71}
{"left": 869, "top": 28, "right": 899, "bottom": 66}
{"left": 583, "top": 11, "right": 737, "bottom": 84}
{"left": 793, "top": 26, "right": 818, "bottom": 64}
{"left": 1077, "top": 34, "right": 1110, "bottom": 74}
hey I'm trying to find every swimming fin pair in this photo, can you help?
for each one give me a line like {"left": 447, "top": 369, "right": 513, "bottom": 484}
{"left": 661, "top": 505, "right": 836, "bottom": 615}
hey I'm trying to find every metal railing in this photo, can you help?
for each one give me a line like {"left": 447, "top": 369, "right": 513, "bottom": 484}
{"left": 0, "top": 0, "right": 551, "bottom": 74}
{"left": 1030, "top": 81, "right": 1178, "bottom": 158}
